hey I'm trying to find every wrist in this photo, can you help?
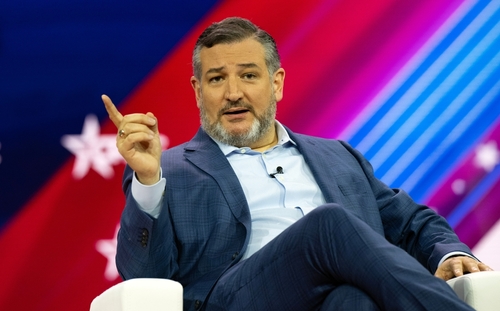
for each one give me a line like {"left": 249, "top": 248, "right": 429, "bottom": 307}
{"left": 136, "top": 170, "right": 161, "bottom": 185}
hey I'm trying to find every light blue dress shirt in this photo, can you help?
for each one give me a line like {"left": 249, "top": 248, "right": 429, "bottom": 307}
{"left": 132, "top": 121, "right": 326, "bottom": 259}
{"left": 214, "top": 122, "right": 326, "bottom": 258}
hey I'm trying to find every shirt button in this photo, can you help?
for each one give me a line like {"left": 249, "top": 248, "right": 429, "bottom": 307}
{"left": 194, "top": 300, "right": 201, "bottom": 310}
{"left": 240, "top": 148, "right": 246, "bottom": 154}
{"left": 232, "top": 252, "right": 239, "bottom": 260}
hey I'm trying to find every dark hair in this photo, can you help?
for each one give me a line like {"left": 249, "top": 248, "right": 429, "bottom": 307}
{"left": 192, "top": 17, "right": 281, "bottom": 79}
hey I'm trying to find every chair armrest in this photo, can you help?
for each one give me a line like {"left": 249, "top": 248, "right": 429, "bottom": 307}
{"left": 447, "top": 271, "right": 500, "bottom": 311}
{"left": 90, "top": 273, "right": 500, "bottom": 310}
{"left": 90, "top": 278, "right": 183, "bottom": 311}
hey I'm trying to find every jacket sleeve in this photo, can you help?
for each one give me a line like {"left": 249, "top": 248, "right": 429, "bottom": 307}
{"left": 115, "top": 164, "right": 179, "bottom": 280}
{"left": 339, "top": 141, "right": 473, "bottom": 274}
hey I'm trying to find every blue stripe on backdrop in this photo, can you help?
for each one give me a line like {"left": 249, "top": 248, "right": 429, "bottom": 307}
{"left": 0, "top": 0, "right": 219, "bottom": 227}
{"left": 383, "top": 41, "right": 500, "bottom": 187}
{"left": 401, "top": 77, "right": 500, "bottom": 201}
{"left": 348, "top": 1, "right": 494, "bottom": 154}
{"left": 345, "top": 0, "right": 500, "bottom": 204}
{"left": 448, "top": 162, "right": 500, "bottom": 227}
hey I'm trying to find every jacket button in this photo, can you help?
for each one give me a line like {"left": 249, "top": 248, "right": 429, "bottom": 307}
{"left": 194, "top": 300, "right": 201, "bottom": 310}
{"left": 140, "top": 228, "right": 149, "bottom": 247}
{"left": 232, "top": 252, "right": 239, "bottom": 260}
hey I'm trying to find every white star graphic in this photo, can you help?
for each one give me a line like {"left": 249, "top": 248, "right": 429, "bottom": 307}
{"left": 474, "top": 140, "right": 500, "bottom": 172}
{"left": 61, "top": 114, "right": 170, "bottom": 179}
{"left": 61, "top": 114, "right": 122, "bottom": 179}
{"left": 96, "top": 225, "right": 120, "bottom": 281}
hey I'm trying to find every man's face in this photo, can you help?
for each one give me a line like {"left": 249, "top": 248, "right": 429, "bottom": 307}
{"left": 191, "top": 38, "right": 285, "bottom": 148}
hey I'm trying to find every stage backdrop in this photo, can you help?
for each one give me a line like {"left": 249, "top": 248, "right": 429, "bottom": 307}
{"left": 0, "top": 0, "right": 499, "bottom": 310}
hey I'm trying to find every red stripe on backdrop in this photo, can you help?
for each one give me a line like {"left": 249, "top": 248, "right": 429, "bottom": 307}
{"left": 0, "top": 161, "right": 126, "bottom": 310}
{"left": 0, "top": 0, "right": 347, "bottom": 310}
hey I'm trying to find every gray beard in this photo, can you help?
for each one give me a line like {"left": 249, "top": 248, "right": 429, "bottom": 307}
{"left": 199, "top": 98, "right": 276, "bottom": 147}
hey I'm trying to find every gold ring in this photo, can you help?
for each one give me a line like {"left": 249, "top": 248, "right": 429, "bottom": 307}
{"left": 118, "top": 129, "right": 126, "bottom": 138}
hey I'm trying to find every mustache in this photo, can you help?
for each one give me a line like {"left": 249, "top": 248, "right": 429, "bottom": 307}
{"left": 218, "top": 100, "right": 255, "bottom": 116}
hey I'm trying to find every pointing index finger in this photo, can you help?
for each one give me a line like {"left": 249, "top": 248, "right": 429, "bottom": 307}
{"left": 102, "top": 94, "right": 123, "bottom": 128}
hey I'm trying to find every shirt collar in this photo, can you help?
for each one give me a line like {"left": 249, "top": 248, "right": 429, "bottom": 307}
{"left": 212, "top": 120, "right": 296, "bottom": 156}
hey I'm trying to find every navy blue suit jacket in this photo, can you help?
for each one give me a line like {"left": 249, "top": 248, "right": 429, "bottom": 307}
{"left": 116, "top": 126, "right": 472, "bottom": 310}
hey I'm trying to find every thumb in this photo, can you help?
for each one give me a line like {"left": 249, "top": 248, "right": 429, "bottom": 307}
{"left": 146, "top": 112, "right": 159, "bottom": 133}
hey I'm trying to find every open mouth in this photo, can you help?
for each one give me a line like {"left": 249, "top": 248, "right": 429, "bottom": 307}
{"left": 223, "top": 108, "right": 250, "bottom": 115}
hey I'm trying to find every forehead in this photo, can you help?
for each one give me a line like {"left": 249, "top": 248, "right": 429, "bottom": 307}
{"left": 199, "top": 38, "right": 267, "bottom": 72}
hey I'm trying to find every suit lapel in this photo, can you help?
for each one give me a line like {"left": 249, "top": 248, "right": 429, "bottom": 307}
{"left": 288, "top": 131, "right": 344, "bottom": 205}
{"left": 183, "top": 128, "right": 251, "bottom": 227}
{"left": 182, "top": 127, "right": 346, "bottom": 224}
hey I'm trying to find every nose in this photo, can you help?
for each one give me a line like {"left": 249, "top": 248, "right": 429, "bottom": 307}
{"left": 225, "top": 76, "right": 243, "bottom": 102}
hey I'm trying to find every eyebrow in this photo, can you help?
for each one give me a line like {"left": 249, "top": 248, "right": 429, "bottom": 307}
{"left": 205, "top": 63, "right": 260, "bottom": 75}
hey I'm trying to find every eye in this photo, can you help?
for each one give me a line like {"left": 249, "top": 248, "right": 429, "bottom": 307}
{"left": 242, "top": 73, "right": 257, "bottom": 80}
{"left": 209, "top": 76, "right": 223, "bottom": 83}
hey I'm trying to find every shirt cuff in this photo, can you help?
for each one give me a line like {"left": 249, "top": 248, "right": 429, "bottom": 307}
{"left": 131, "top": 169, "right": 165, "bottom": 219}
{"left": 438, "top": 251, "right": 477, "bottom": 267}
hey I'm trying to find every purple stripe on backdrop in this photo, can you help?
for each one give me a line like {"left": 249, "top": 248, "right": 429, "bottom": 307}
{"left": 311, "top": 0, "right": 465, "bottom": 139}
{"left": 454, "top": 166, "right": 500, "bottom": 248}
{"left": 448, "top": 163, "right": 500, "bottom": 228}
{"left": 425, "top": 118, "right": 500, "bottom": 217}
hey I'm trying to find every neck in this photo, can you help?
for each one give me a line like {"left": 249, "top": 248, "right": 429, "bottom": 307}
{"left": 250, "top": 130, "right": 278, "bottom": 152}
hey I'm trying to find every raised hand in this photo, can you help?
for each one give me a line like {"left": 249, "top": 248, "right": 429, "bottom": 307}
{"left": 102, "top": 94, "right": 162, "bottom": 185}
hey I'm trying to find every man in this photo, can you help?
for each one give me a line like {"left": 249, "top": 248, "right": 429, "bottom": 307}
{"left": 103, "top": 17, "right": 492, "bottom": 311}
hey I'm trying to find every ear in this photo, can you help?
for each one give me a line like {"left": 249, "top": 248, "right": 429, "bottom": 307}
{"left": 190, "top": 76, "right": 202, "bottom": 107}
{"left": 272, "top": 68, "right": 285, "bottom": 102}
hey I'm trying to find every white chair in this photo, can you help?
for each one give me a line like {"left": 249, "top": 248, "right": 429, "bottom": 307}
{"left": 90, "top": 271, "right": 500, "bottom": 311}
{"left": 447, "top": 271, "right": 500, "bottom": 310}
{"left": 90, "top": 278, "right": 182, "bottom": 311}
